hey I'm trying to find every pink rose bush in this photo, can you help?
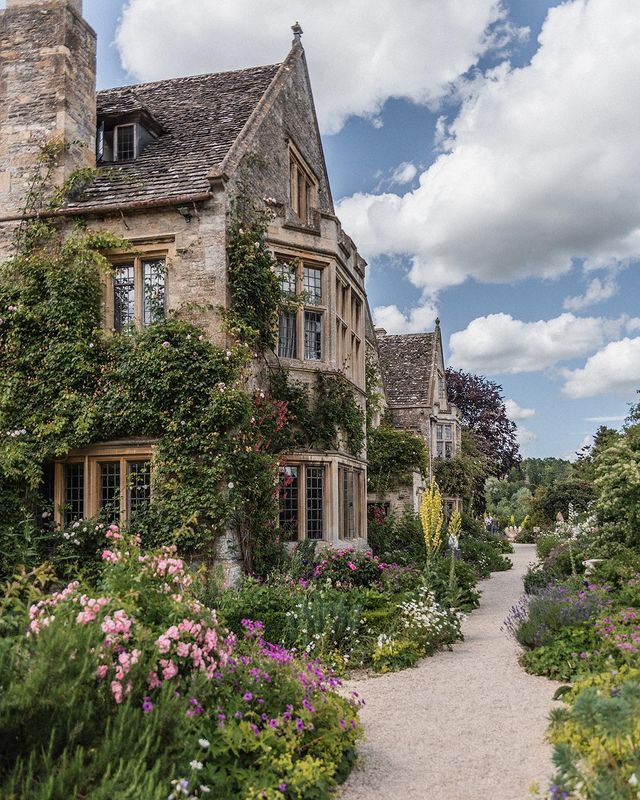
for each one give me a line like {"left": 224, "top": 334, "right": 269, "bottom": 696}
{"left": 311, "top": 546, "right": 395, "bottom": 588}
{"left": 1, "top": 527, "right": 361, "bottom": 799}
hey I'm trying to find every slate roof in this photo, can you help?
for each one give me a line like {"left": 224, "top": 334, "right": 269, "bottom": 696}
{"left": 65, "top": 63, "right": 281, "bottom": 209}
{"left": 377, "top": 332, "right": 435, "bottom": 405}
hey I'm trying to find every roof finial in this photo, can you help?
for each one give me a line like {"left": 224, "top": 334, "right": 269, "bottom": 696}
{"left": 435, "top": 317, "right": 441, "bottom": 327}
{"left": 291, "top": 21, "right": 303, "bottom": 44}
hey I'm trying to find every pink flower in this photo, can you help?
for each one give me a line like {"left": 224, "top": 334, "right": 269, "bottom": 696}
{"left": 96, "top": 664, "right": 108, "bottom": 680}
{"left": 161, "top": 659, "right": 179, "bottom": 680}
{"left": 111, "top": 680, "right": 123, "bottom": 704}
{"left": 347, "top": 562, "right": 357, "bottom": 571}
{"left": 147, "top": 671, "right": 162, "bottom": 689}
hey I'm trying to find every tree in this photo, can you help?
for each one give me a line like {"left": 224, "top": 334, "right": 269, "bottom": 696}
{"left": 445, "top": 368, "right": 520, "bottom": 476}
{"left": 572, "top": 425, "right": 621, "bottom": 482}
{"left": 434, "top": 428, "right": 491, "bottom": 514}
{"left": 594, "top": 423, "right": 640, "bottom": 547}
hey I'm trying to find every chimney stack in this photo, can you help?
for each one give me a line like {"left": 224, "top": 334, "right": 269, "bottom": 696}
{"left": 0, "top": 0, "right": 96, "bottom": 219}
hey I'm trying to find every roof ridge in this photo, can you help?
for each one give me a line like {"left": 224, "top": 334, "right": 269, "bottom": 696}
{"left": 97, "top": 62, "right": 283, "bottom": 96}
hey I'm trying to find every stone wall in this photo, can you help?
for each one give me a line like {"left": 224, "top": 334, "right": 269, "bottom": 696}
{"left": 0, "top": 0, "right": 96, "bottom": 217}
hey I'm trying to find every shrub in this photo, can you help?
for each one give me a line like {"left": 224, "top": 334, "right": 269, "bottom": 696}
{"left": 519, "top": 622, "right": 618, "bottom": 682}
{"left": 0, "top": 528, "right": 361, "bottom": 799}
{"left": 504, "top": 582, "right": 612, "bottom": 650}
{"left": 310, "top": 547, "right": 389, "bottom": 588}
{"left": 548, "top": 671, "right": 640, "bottom": 799}
{"left": 459, "top": 537, "right": 511, "bottom": 578}
{"left": 536, "top": 532, "right": 562, "bottom": 561}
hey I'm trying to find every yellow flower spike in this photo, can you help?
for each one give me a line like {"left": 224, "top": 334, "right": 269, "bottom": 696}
{"left": 420, "top": 480, "right": 444, "bottom": 557}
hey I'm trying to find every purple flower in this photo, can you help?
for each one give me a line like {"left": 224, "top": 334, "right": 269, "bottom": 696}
{"left": 278, "top": 783, "right": 287, "bottom": 793}
{"left": 162, "top": 341, "right": 170, "bottom": 348}
{"left": 142, "top": 696, "right": 153, "bottom": 713}
{"left": 295, "top": 718, "right": 305, "bottom": 731}
{"left": 243, "top": 692, "right": 253, "bottom": 702}
{"left": 269, "top": 718, "right": 279, "bottom": 728}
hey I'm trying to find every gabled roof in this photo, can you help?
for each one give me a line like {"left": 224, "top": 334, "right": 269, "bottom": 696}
{"left": 377, "top": 332, "right": 436, "bottom": 405}
{"left": 65, "top": 62, "right": 282, "bottom": 209}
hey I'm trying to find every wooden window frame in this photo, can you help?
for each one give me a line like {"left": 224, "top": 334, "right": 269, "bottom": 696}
{"left": 338, "top": 465, "right": 364, "bottom": 540}
{"left": 54, "top": 445, "right": 154, "bottom": 527}
{"left": 278, "top": 460, "right": 330, "bottom": 542}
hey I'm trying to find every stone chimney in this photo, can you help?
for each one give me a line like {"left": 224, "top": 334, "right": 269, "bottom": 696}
{"left": 0, "top": 0, "right": 97, "bottom": 216}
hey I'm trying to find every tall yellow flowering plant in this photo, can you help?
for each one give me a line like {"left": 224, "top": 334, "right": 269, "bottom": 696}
{"left": 420, "top": 480, "right": 444, "bottom": 561}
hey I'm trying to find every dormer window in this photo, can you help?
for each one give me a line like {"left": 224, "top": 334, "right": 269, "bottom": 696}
{"left": 115, "top": 123, "right": 136, "bottom": 161}
{"left": 96, "top": 106, "right": 164, "bottom": 163}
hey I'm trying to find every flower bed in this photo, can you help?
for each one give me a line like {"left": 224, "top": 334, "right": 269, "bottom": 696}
{"left": 0, "top": 527, "right": 361, "bottom": 799}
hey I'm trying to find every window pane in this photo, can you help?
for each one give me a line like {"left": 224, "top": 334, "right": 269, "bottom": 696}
{"left": 436, "top": 442, "right": 443, "bottom": 458}
{"left": 279, "top": 465, "right": 299, "bottom": 541}
{"left": 114, "top": 264, "right": 135, "bottom": 332}
{"left": 306, "top": 466, "right": 324, "bottom": 540}
{"left": 436, "top": 424, "right": 443, "bottom": 440}
{"left": 128, "top": 461, "right": 151, "bottom": 518}
{"left": 64, "top": 463, "right": 84, "bottom": 525}
{"left": 278, "top": 263, "right": 297, "bottom": 296}
{"left": 99, "top": 462, "right": 120, "bottom": 523}
{"left": 116, "top": 124, "right": 135, "bottom": 161}
{"left": 443, "top": 425, "right": 452, "bottom": 441}
{"left": 303, "top": 266, "right": 322, "bottom": 305}
{"left": 445, "top": 442, "right": 453, "bottom": 459}
{"left": 304, "top": 311, "right": 322, "bottom": 360}
{"left": 341, "top": 467, "right": 355, "bottom": 540}
{"left": 278, "top": 312, "right": 297, "bottom": 358}
{"left": 143, "top": 259, "right": 166, "bottom": 325}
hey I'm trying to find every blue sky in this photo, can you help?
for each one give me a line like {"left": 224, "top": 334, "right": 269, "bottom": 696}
{"left": 38, "top": 0, "right": 640, "bottom": 459}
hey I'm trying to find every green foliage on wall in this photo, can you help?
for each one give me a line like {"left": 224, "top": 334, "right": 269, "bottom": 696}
{"left": 270, "top": 369, "right": 365, "bottom": 457}
{"left": 0, "top": 213, "right": 285, "bottom": 580}
{"left": 367, "top": 423, "right": 428, "bottom": 496}
{"left": 225, "top": 195, "right": 283, "bottom": 351}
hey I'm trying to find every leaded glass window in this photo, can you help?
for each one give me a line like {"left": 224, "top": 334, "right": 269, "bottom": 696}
{"left": 278, "top": 312, "right": 297, "bottom": 358}
{"left": 306, "top": 466, "right": 324, "bottom": 540}
{"left": 64, "top": 463, "right": 84, "bottom": 524}
{"left": 114, "top": 264, "right": 135, "bottom": 331}
{"left": 115, "top": 124, "right": 136, "bottom": 161}
{"left": 304, "top": 310, "right": 322, "bottom": 360}
{"left": 278, "top": 263, "right": 297, "bottom": 296}
{"left": 278, "top": 465, "right": 299, "bottom": 541}
{"left": 128, "top": 461, "right": 151, "bottom": 518}
{"left": 143, "top": 259, "right": 166, "bottom": 324}
{"left": 303, "top": 266, "right": 322, "bottom": 305}
{"left": 99, "top": 462, "right": 120, "bottom": 522}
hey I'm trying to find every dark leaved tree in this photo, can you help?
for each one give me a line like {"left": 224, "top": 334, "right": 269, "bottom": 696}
{"left": 445, "top": 368, "right": 521, "bottom": 477}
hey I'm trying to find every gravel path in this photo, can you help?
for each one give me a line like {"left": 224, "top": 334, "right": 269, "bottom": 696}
{"left": 340, "top": 544, "right": 559, "bottom": 800}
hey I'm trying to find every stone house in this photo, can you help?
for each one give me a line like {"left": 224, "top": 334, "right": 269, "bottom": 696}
{"left": 371, "top": 320, "right": 463, "bottom": 516}
{"left": 0, "top": 0, "right": 368, "bottom": 547}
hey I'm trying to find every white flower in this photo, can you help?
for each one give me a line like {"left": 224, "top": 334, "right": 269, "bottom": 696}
{"left": 227, "top": 482, "right": 234, "bottom": 489}
{"left": 189, "top": 760, "right": 203, "bottom": 770}
{"left": 629, "top": 774, "right": 638, "bottom": 787}
{"left": 198, "top": 738, "right": 210, "bottom": 749}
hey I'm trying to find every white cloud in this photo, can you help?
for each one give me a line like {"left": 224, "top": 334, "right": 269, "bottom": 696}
{"left": 562, "top": 337, "right": 640, "bottom": 398}
{"left": 505, "top": 399, "right": 536, "bottom": 421}
{"left": 563, "top": 273, "right": 619, "bottom": 312}
{"left": 584, "top": 415, "right": 625, "bottom": 422}
{"left": 448, "top": 312, "right": 623, "bottom": 374}
{"left": 115, "top": 0, "right": 509, "bottom": 134}
{"left": 389, "top": 162, "right": 418, "bottom": 186}
{"left": 373, "top": 300, "right": 438, "bottom": 334}
{"left": 337, "top": 0, "right": 640, "bottom": 290}
{"left": 515, "top": 425, "right": 537, "bottom": 448}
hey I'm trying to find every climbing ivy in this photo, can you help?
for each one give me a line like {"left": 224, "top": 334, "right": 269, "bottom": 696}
{"left": 225, "top": 195, "right": 283, "bottom": 350}
{"left": 0, "top": 175, "right": 290, "bottom": 580}
{"left": 270, "top": 369, "right": 365, "bottom": 457}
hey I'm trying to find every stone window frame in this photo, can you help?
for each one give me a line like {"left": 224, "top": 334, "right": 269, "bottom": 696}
{"left": 288, "top": 142, "right": 318, "bottom": 225}
{"left": 435, "top": 422, "right": 454, "bottom": 460}
{"left": 335, "top": 272, "right": 364, "bottom": 386}
{"left": 54, "top": 442, "right": 155, "bottom": 528}
{"left": 278, "top": 458, "right": 366, "bottom": 542}
{"left": 338, "top": 464, "right": 364, "bottom": 540}
{"left": 103, "top": 239, "right": 174, "bottom": 333}
{"left": 276, "top": 255, "right": 328, "bottom": 364}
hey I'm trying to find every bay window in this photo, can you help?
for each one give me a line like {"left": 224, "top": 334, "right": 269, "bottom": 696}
{"left": 277, "top": 260, "right": 326, "bottom": 362}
